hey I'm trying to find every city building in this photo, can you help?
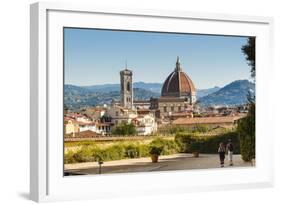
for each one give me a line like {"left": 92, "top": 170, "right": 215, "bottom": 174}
{"left": 132, "top": 113, "right": 158, "bottom": 135}
{"left": 120, "top": 67, "right": 133, "bottom": 109}
{"left": 106, "top": 104, "right": 138, "bottom": 126}
{"left": 64, "top": 118, "right": 80, "bottom": 136}
{"left": 150, "top": 56, "right": 197, "bottom": 118}
{"left": 83, "top": 107, "right": 106, "bottom": 121}
{"left": 78, "top": 122, "right": 98, "bottom": 133}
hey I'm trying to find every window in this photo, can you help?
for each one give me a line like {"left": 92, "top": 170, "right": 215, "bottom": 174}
{"left": 178, "top": 106, "right": 181, "bottom": 111}
{"left": 163, "top": 106, "right": 167, "bottom": 112}
{"left": 127, "top": 82, "right": 130, "bottom": 91}
{"left": 171, "top": 106, "right": 174, "bottom": 112}
{"left": 116, "top": 111, "right": 119, "bottom": 116}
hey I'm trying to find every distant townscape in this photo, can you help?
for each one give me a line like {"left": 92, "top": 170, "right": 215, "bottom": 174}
{"left": 64, "top": 57, "right": 254, "bottom": 138}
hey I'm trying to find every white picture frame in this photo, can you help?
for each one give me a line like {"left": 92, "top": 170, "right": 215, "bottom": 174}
{"left": 30, "top": 2, "right": 274, "bottom": 202}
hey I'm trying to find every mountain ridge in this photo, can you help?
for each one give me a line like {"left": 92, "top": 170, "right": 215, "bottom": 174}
{"left": 198, "top": 80, "right": 255, "bottom": 106}
{"left": 64, "top": 80, "right": 254, "bottom": 109}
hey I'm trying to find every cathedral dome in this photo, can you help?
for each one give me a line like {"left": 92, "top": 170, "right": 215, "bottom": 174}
{"left": 161, "top": 57, "right": 196, "bottom": 97}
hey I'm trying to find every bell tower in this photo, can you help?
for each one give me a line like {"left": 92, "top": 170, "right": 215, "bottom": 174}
{"left": 120, "top": 66, "right": 133, "bottom": 109}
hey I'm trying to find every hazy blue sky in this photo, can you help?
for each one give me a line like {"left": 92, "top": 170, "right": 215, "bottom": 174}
{"left": 64, "top": 28, "right": 251, "bottom": 89}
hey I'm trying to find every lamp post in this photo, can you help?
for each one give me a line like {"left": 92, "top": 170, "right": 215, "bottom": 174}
{"left": 98, "top": 159, "right": 103, "bottom": 174}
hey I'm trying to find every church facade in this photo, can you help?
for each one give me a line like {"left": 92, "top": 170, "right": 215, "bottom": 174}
{"left": 150, "top": 57, "right": 196, "bottom": 118}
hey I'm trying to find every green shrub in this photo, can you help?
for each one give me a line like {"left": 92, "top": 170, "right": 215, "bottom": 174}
{"left": 91, "top": 144, "right": 125, "bottom": 161}
{"left": 192, "top": 124, "right": 208, "bottom": 133}
{"left": 112, "top": 123, "right": 137, "bottom": 135}
{"left": 138, "top": 144, "right": 150, "bottom": 157}
{"left": 72, "top": 146, "right": 95, "bottom": 162}
{"left": 175, "top": 133, "right": 197, "bottom": 152}
{"left": 237, "top": 102, "right": 255, "bottom": 162}
{"left": 149, "top": 138, "right": 179, "bottom": 155}
{"left": 157, "top": 124, "right": 212, "bottom": 135}
{"left": 238, "top": 134, "right": 255, "bottom": 162}
{"left": 189, "top": 139, "right": 203, "bottom": 152}
{"left": 149, "top": 146, "right": 163, "bottom": 155}
{"left": 124, "top": 144, "right": 140, "bottom": 158}
{"left": 65, "top": 138, "right": 181, "bottom": 164}
{"left": 197, "top": 132, "right": 239, "bottom": 154}
{"left": 64, "top": 151, "right": 77, "bottom": 164}
{"left": 124, "top": 143, "right": 152, "bottom": 158}
{"left": 175, "top": 132, "right": 240, "bottom": 154}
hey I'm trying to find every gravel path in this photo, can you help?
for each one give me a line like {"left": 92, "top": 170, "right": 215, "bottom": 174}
{"left": 64, "top": 153, "right": 252, "bottom": 176}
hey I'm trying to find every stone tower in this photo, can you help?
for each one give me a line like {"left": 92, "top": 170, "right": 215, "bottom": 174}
{"left": 120, "top": 67, "right": 133, "bottom": 109}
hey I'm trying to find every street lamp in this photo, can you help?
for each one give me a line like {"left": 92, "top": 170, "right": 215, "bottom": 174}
{"left": 98, "top": 159, "right": 103, "bottom": 174}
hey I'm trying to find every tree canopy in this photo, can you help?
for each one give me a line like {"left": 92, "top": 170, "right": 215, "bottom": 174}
{"left": 238, "top": 37, "right": 256, "bottom": 161}
{"left": 112, "top": 123, "right": 137, "bottom": 135}
{"left": 241, "top": 37, "right": 256, "bottom": 78}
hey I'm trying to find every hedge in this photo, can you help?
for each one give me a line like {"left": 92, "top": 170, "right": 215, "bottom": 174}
{"left": 64, "top": 132, "right": 241, "bottom": 164}
{"left": 149, "top": 138, "right": 180, "bottom": 155}
{"left": 175, "top": 132, "right": 240, "bottom": 154}
{"left": 64, "top": 139, "right": 178, "bottom": 164}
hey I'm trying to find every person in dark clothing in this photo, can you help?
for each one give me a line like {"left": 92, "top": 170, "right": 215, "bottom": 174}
{"left": 218, "top": 142, "right": 226, "bottom": 167}
{"left": 226, "top": 139, "right": 234, "bottom": 166}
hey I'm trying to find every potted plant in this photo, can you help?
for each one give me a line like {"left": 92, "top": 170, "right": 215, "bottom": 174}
{"left": 149, "top": 146, "right": 163, "bottom": 163}
{"left": 190, "top": 139, "right": 201, "bottom": 158}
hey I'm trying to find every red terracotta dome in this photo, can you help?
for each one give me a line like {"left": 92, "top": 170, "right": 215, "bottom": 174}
{"left": 161, "top": 57, "right": 196, "bottom": 97}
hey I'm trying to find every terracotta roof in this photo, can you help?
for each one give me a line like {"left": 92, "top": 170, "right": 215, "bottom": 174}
{"left": 161, "top": 57, "right": 196, "bottom": 97}
{"left": 64, "top": 117, "right": 73, "bottom": 121}
{"left": 172, "top": 116, "right": 245, "bottom": 125}
{"left": 134, "top": 100, "right": 150, "bottom": 103}
{"left": 65, "top": 130, "right": 100, "bottom": 138}
{"left": 170, "top": 112, "right": 193, "bottom": 117}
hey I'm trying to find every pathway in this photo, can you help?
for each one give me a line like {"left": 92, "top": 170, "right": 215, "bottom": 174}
{"left": 64, "top": 153, "right": 252, "bottom": 175}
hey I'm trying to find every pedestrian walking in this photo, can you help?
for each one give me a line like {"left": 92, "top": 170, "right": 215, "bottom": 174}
{"left": 226, "top": 139, "right": 234, "bottom": 166}
{"left": 218, "top": 142, "right": 226, "bottom": 167}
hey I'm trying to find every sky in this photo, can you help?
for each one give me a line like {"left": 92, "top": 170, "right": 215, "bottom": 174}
{"left": 64, "top": 28, "right": 252, "bottom": 89}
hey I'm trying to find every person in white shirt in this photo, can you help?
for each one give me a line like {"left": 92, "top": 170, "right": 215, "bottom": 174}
{"left": 226, "top": 139, "right": 234, "bottom": 166}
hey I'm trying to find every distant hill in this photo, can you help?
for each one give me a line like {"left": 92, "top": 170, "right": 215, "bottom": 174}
{"left": 82, "top": 81, "right": 162, "bottom": 93}
{"left": 198, "top": 80, "right": 255, "bottom": 106}
{"left": 133, "top": 82, "right": 162, "bottom": 93}
{"left": 83, "top": 84, "right": 120, "bottom": 93}
{"left": 64, "top": 80, "right": 254, "bottom": 109}
{"left": 196, "top": 86, "right": 221, "bottom": 98}
{"left": 64, "top": 84, "right": 159, "bottom": 109}
{"left": 82, "top": 81, "right": 218, "bottom": 97}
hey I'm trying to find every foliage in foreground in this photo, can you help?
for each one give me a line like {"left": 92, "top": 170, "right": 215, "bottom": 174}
{"left": 237, "top": 100, "right": 255, "bottom": 161}
{"left": 157, "top": 124, "right": 229, "bottom": 135}
{"left": 65, "top": 131, "right": 242, "bottom": 164}
{"left": 111, "top": 123, "right": 137, "bottom": 135}
{"left": 175, "top": 132, "right": 240, "bottom": 154}
{"left": 64, "top": 138, "right": 178, "bottom": 164}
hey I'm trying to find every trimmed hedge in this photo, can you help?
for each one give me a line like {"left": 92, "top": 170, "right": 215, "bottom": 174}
{"left": 64, "top": 138, "right": 178, "bottom": 164}
{"left": 64, "top": 132, "right": 241, "bottom": 164}
{"left": 175, "top": 132, "right": 240, "bottom": 154}
{"left": 149, "top": 138, "right": 180, "bottom": 155}
{"left": 237, "top": 102, "right": 255, "bottom": 162}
